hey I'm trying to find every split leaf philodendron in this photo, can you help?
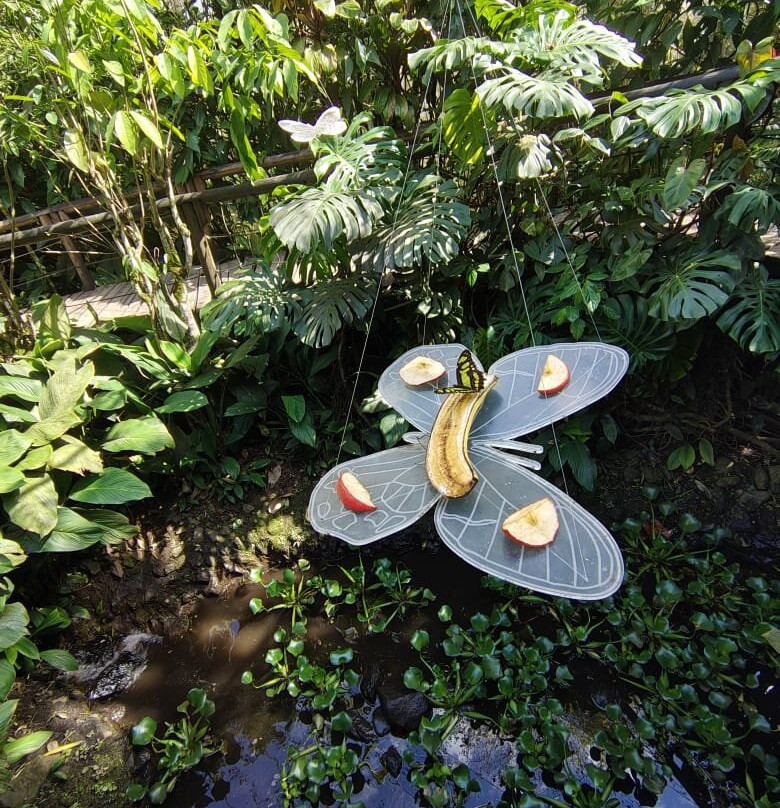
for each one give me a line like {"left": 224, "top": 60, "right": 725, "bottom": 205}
{"left": 308, "top": 343, "right": 629, "bottom": 600}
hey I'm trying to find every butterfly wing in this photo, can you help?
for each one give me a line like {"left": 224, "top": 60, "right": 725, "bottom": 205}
{"left": 471, "top": 342, "right": 629, "bottom": 443}
{"left": 378, "top": 344, "right": 483, "bottom": 433}
{"left": 435, "top": 445, "right": 623, "bottom": 599}
{"left": 278, "top": 119, "right": 317, "bottom": 144}
{"left": 437, "top": 349, "right": 486, "bottom": 394}
{"left": 314, "top": 106, "right": 347, "bottom": 137}
{"left": 308, "top": 444, "right": 438, "bottom": 545}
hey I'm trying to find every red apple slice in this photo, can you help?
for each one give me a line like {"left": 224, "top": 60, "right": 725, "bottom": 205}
{"left": 399, "top": 355, "right": 446, "bottom": 386}
{"left": 502, "top": 497, "right": 559, "bottom": 548}
{"left": 536, "top": 354, "right": 570, "bottom": 396}
{"left": 336, "top": 471, "right": 377, "bottom": 513}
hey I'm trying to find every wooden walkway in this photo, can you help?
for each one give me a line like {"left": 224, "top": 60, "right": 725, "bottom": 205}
{"left": 63, "top": 260, "right": 241, "bottom": 327}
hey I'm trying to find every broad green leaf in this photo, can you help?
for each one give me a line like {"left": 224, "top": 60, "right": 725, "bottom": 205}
{"left": 229, "top": 108, "right": 262, "bottom": 180}
{"left": 130, "top": 111, "right": 163, "bottom": 149}
{"left": 48, "top": 436, "right": 103, "bottom": 475}
{"left": 443, "top": 89, "right": 488, "bottom": 165}
{"left": 14, "top": 445, "right": 52, "bottom": 472}
{"left": 0, "top": 431, "right": 33, "bottom": 465}
{"left": 155, "top": 391, "right": 209, "bottom": 414}
{"left": 717, "top": 267, "right": 780, "bottom": 353}
{"left": 113, "top": 110, "right": 138, "bottom": 156}
{"left": 0, "top": 377, "right": 42, "bottom": 404}
{"left": 64, "top": 129, "right": 89, "bottom": 172}
{"left": 289, "top": 419, "right": 316, "bottom": 447}
{"left": 293, "top": 277, "right": 375, "bottom": 348}
{"left": 41, "top": 507, "right": 108, "bottom": 552}
{"left": 39, "top": 360, "right": 94, "bottom": 420}
{"left": 102, "top": 59, "right": 126, "bottom": 87}
{"left": 270, "top": 187, "right": 384, "bottom": 253}
{"left": 663, "top": 157, "right": 705, "bottom": 209}
{"left": 25, "top": 410, "right": 83, "bottom": 446}
{"left": 67, "top": 50, "right": 92, "bottom": 73}
{"left": 648, "top": 251, "right": 740, "bottom": 321}
{"left": 40, "top": 649, "right": 78, "bottom": 671}
{"left": 3, "top": 731, "right": 53, "bottom": 764}
{"left": 500, "top": 133, "right": 554, "bottom": 179}
{"left": 281, "top": 395, "right": 306, "bottom": 423}
{"left": 0, "top": 539, "right": 26, "bottom": 575}
{"left": 0, "top": 602, "right": 29, "bottom": 651}
{"left": 31, "top": 295, "right": 71, "bottom": 344}
{"left": 102, "top": 418, "right": 174, "bottom": 454}
{"left": 0, "top": 660, "right": 16, "bottom": 700}
{"left": 365, "top": 175, "right": 470, "bottom": 270}
{"left": 131, "top": 716, "right": 158, "bottom": 746}
{"left": 75, "top": 509, "right": 138, "bottom": 544}
{"left": 2, "top": 474, "right": 58, "bottom": 536}
{"left": 477, "top": 67, "right": 593, "bottom": 119}
{"left": 68, "top": 468, "right": 152, "bottom": 505}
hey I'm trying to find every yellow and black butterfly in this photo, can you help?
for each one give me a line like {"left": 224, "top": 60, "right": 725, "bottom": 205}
{"left": 436, "top": 349, "right": 487, "bottom": 394}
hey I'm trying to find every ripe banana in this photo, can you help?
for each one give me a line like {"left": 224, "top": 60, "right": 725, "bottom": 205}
{"left": 425, "top": 375, "right": 497, "bottom": 498}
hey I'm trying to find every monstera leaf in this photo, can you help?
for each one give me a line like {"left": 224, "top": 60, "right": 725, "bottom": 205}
{"left": 477, "top": 66, "right": 593, "bottom": 119}
{"left": 511, "top": 11, "right": 642, "bottom": 79}
{"left": 617, "top": 84, "right": 762, "bottom": 139}
{"left": 443, "top": 89, "right": 491, "bottom": 165}
{"left": 717, "top": 267, "right": 780, "bottom": 354}
{"left": 270, "top": 187, "right": 384, "bottom": 253}
{"left": 476, "top": 0, "right": 577, "bottom": 37}
{"left": 599, "top": 294, "right": 677, "bottom": 368}
{"left": 363, "top": 174, "right": 471, "bottom": 271}
{"left": 717, "top": 184, "right": 780, "bottom": 234}
{"left": 293, "top": 276, "right": 376, "bottom": 348}
{"left": 498, "top": 133, "right": 554, "bottom": 178}
{"left": 646, "top": 250, "right": 741, "bottom": 321}
{"left": 312, "top": 122, "right": 404, "bottom": 187}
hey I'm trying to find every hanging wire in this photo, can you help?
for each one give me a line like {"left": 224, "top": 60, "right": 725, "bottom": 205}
{"left": 454, "top": 0, "right": 606, "bottom": 505}
{"left": 334, "top": 0, "right": 455, "bottom": 467}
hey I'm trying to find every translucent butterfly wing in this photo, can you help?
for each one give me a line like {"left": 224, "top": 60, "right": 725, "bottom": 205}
{"left": 278, "top": 119, "right": 317, "bottom": 144}
{"left": 378, "top": 344, "right": 483, "bottom": 433}
{"left": 471, "top": 343, "right": 629, "bottom": 443}
{"left": 314, "top": 107, "right": 347, "bottom": 137}
{"left": 308, "top": 444, "right": 438, "bottom": 546}
{"left": 435, "top": 445, "right": 624, "bottom": 599}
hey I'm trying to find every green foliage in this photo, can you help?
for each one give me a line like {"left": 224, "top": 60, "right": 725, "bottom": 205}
{"left": 127, "top": 688, "right": 221, "bottom": 804}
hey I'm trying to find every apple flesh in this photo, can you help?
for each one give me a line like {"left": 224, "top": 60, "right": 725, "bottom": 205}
{"left": 536, "top": 354, "right": 570, "bottom": 396}
{"left": 336, "top": 471, "right": 377, "bottom": 513}
{"left": 399, "top": 355, "right": 446, "bottom": 386}
{"left": 502, "top": 497, "right": 559, "bottom": 548}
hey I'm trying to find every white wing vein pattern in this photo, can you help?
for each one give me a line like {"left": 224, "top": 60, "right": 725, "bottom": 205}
{"left": 473, "top": 343, "right": 629, "bottom": 442}
{"left": 435, "top": 445, "right": 624, "bottom": 600}
{"left": 308, "top": 444, "right": 438, "bottom": 546}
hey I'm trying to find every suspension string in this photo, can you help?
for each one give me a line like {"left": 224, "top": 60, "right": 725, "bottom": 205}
{"left": 456, "top": 0, "right": 585, "bottom": 504}
{"left": 335, "top": 0, "right": 452, "bottom": 467}
{"left": 454, "top": 0, "right": 535, "bottom": 348}
{"left": 534, "top": 178, "right": 604, "bottom": 342}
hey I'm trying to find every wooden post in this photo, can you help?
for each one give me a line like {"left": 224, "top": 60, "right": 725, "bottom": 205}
{"left": 38, "top": 212, "right": 96, "bottom": 291}
{"left": 180, "top": 178, "right": 220, "bottom": 294}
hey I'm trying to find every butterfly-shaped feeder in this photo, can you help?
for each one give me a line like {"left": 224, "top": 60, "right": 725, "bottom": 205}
{"left": 278, "top": 107, "right": 347, "bottom": 144}
{"left": 308, "top": 343, "right": 629, "bottom": 600}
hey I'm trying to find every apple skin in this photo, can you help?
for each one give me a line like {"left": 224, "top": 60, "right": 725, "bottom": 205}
{"left": 502, "top": 497, "right": 559, "bottom": 548}
{"left": 336, "top": 471, "right": 377, "bottom": 513}
{"left": 537, "top": 354, "right": 570, "bottom": 397}
{"left": 399, "top": 356, "right": 446, "bottom": 386}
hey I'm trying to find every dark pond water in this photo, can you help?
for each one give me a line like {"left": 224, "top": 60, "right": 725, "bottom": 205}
{"left": 119, "top": 547, "right": 703, "bottom": 808}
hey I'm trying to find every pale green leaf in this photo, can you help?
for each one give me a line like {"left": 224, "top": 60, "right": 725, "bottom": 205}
{"left": 129, "top": 111, "right": 163, "bottom": 149}
{"left": 0, "top": 539, "right": 26, "bottom": 575}
{"left": 0, "top": 662, "right": 16, "bottom": 701}
{"left": 113, "top": 110, "right": 138, "bottom": 156}
{"left": 3, "top": 731, "right": 53, "bottom": 764}
{"left": 67, "top": 50, "right": 92, "bottom": 73}
{"left": 0, "top": 467, "right": 24, "bottom": 494}
{"left": 102, "top": 418, "right": 174, "bottom": 454}
{"left": 443, "top": 89, "right": 489, "bottom": 165}
{"left": 39, "top": 360, "right": 94, "bottom": 420}
{"left": 25, "top": 411, "right": 83, "bottom": 447}
{"left": 63, "top": 129, "right": 89, "bottom": 172}
{"left": 48, "top": 436, "right": 103, "bottom": 475}
{"left": 13, "top": 445, "right": 52, "bottom": 472}
{"left": 2, "top": 474, "right": 58, "bottom": 536}
{"left": 68, "top": 468, "right": 152, "bottom": 505}
{"left": 0, "top": 431, "right": 33, "bottom": 466}
{"left": 41, "top": 507, "right": 108, "bottom": 552}
{"left": 0, "top": 602, "right": 29, "bottom": 651}
{"left": 74, "top": 509, "right": 137, "bottom": 544}
{"left": 0, "top": 377, "right": 42, "bottom": 404}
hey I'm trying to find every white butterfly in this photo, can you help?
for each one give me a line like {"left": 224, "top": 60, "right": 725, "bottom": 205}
{"left": 278, "top": 106, "right": 347, "bottom": 144}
